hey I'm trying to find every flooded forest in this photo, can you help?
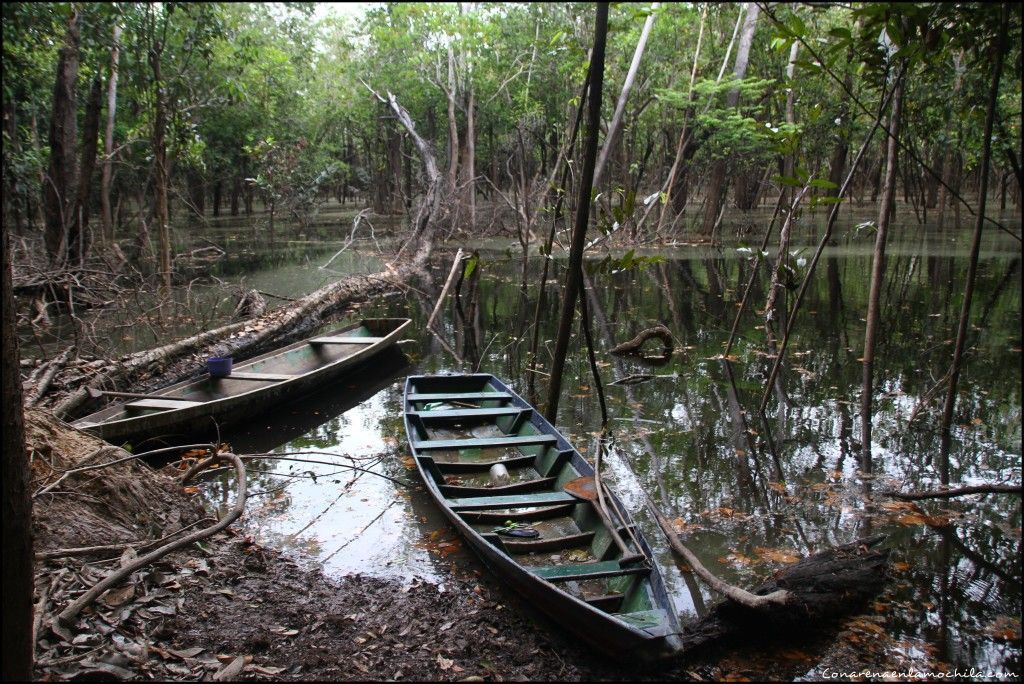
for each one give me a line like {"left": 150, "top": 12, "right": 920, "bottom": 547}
{"left": 3, "top": 2, "right": 1021, "bottom": 682}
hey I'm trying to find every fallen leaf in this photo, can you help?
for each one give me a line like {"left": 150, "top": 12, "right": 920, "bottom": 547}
{"left": 100, "top": 585, "right": 135, "bottom": 607}
{"left": 213, "top": 655, "right": 251, "bottom": 681}
{"left": 754, "top": 546, "right": 801, "bottom": 564}
{"left": 983, "top": 616, "right": 1022, "bottom": 642}
{"left": 894, "top": 513, "right": 930, "bottom": 526}
{"left": 880, "top": 501, "right": 921, "bottom": 513}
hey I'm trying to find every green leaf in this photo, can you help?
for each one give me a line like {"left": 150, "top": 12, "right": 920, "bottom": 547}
{"left": 808, "top": 179, "right": 839, "bottom": 190}
{"left": 773, "top": 175, "right": 801, "bottom": 187}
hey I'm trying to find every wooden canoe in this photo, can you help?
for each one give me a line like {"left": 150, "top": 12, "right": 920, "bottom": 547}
{"left": 74, "top": 318, "right": 411, "bottom": 443}
{"left": 404, "top": 373, "right": 682, "bottom": 660}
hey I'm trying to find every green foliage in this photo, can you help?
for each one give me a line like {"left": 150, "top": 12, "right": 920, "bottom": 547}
{"left": 1, "top": 1, "right": 1017, "bottom": 249}
{"left": 584, "top": 249, "right": 665, "bottom": 277}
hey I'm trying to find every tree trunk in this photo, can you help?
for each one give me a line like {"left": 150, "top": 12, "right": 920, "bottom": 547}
{"left": 42, "top": 10, "right": 81, "bottom": 265}
{"left": 701, "top": 3, "right": 760, "bottom": 235}
{"left": 464, "top": 84, "right": 476, "bottom": 230}
{"left": 936, "top": 52, "right": 964, "bottom": 230}
{"left": 1, "top": 226, "right": 33, "bottom": 682}
{"left": 782, "top": 41, "right": 799, "bottom": 209}
{"left": 230, "top": 173, "right": 240, "bottom": 216}
{"left": 3, "top": 100, "right": 27, "bottom": 237}
{"left": 860, "top": 69, "right": 906, "bottom": 473}
{"left": 100, "top": 23, "right": 121, "bottom": 245}
{"left": 938, "top": 5, "right": 1007, "bottom": 483}
{"left": 69, "top": 76, "right": 102, "bottom": 266}
{"left": 592, "top": 2, "right": 659, "bottom": 189}
{"left": 212, "top": 179, "right": 222, "bottom": 217}
{"left": 544, "top": 2, "right": 608, "bottom": 424}
{"left": 149, "top": 36, "right": 172, "bottom": 294}
{"left": 446, "top": 44, "right": 460, "bottom": 194}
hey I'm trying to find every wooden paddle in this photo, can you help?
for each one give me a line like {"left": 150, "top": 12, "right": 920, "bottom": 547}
{"left": 564, "top": 476, "right": 645, "bottom": 566}
{"left": 86, "top": 387, "right": 195, "bottom": 402}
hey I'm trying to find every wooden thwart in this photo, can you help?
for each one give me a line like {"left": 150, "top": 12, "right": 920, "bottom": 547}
{"left": 308, "top": 336, "right": 385, "bottom": 345}
{"left": 502, "top": 531, "right": 596, "bottom": 553}
{"left": 442, "top": 476, "right": 557, "bottom": 496}
{"left": 532, "top": 560, "right": 651, "bottom": 582}
{"left": 407, "top": 391, "right": 513, "bottom": 403}
{"left": 225, "top": 371, "right": 296, "bottom": 381}
{"left": 126, "top": 398, "right": 203, "bottom": 411}
{"left": 449, "top": 491, "right": 578, "bottom": 511}
{"left": 412, "top": 407, "right": 527, "bottom": 420}
{"left": 416, "top": 434, "right": 557, "bottom": 451}
{"left": 432, "top": 454, "right": 537, "bottom": 473}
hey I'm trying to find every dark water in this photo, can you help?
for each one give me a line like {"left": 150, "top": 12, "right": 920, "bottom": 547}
{"left": 195, "top": 224, "right": 1020, "bottom": 677}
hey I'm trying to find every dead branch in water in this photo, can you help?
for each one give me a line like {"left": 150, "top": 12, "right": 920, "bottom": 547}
{"left": 887, "top": 483, "right": 1022, "bottom": 500}
{"left": 609, "top": 324, "right": 674, "bottom": 356}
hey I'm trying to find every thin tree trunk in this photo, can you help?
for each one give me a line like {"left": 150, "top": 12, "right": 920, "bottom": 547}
{"left": 70, "top": 76, "right": 102, "bottom": 266}
{"left": 938, "top": 5, "right": 1008, "bottom": 483}
{"left": 446, "top": 44, "right": 460, "bottom": 194}
{"left": 100, "top": 23, "right": 121, "bottom": 245}
{"left": 826, "top": 69, "right": 851, "bottom": 204}
{"left": 701, "top": 3, "right": 760, "bottom": 235}
{"left": 465, "top": 84, "right": 476, "bottom": 229}
{"left": 592, "top": 2, "right": 659, "bottom": 188}
{"left": 782, "top": 41, "right": 799, "bottom": 209}
{"left": 544, "top": 2, "right": 608, "bottom": 424}
{"left": 936, "top": 52, "right": 964, "bottom": 230}
{"left": 42, "top": 9, "right": 81, "bottom": 265}
{"left": 149, "top": 28, "right": 172, "bottom": 294}
{"left": 1, "top": 227, "right": 33, "bottom": 682}
{"left": 230, "top": 173, "right": 240, "bottom": 216}
{"left": 212, "top": 180, "right": 221, "bottom": 217}
{"left": 860, "top": 69, "right": 906, "bottom": 473}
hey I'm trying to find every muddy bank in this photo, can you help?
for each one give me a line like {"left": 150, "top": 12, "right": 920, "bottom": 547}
{"left": 28, "top": 408, "right": 901, "bottom": 681}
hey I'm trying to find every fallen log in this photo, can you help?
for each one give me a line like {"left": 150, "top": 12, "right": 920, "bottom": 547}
{"left": 609, "top": 324, "right": 674, "bottom": 357}
{"left": 24, "top": 346, "right": 75, "bottom": 407}
{"left": 52, "top": 269, "right": 411, "bottom": 419}
{"left": 673, "top": 535, "right": 890, "bottom": 654}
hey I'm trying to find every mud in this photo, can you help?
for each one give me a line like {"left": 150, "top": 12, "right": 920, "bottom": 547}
{"left": 27, "top": 409, "right": 895, "bottom": 681}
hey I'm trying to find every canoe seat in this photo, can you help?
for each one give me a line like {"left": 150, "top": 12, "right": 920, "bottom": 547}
{"left": 415, "top": 434, "right": 557, "bottom": 451}
{"left": 407, "top": 391, "right": 513, "bottom": 403}
{"left": 225, "top": 371, "right": 295, "bottom": 381}
{"left": 441, "top": 476, "right": 557, "bottom": 497}
{"left": 584, "top": 593, "right": 625, "bottom": 611}
{"left": 616, "top": 609, "right": 673, "bottom": 633}
{"left": 449, "top": 491, "right": 579, "bottom": 511}
{"left": 433, "top": 454, "right": 537, "bottom": 473}
{"left": 411, "top": 407, "right": 527, "bottom": 420}
{"left": 309, "top": 336, "right": 385, "bottom": 345}
{"left": 125, "top": 398, "right": 203, "bottom": 411}
{"left": 531, "top": 560, "right": 650, "bottom": 583}
{"left": 501, "top": 531, "right": 596, "bottom": 554}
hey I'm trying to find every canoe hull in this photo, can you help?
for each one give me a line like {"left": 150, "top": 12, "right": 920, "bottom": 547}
{"left": 404, "top": 373, "right": 681, "bottom": 660}
{"left": 74, "top": 318, "right": 411, "bottom": 443}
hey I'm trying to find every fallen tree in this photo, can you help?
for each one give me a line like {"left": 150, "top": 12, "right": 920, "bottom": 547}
{"left": 674, "top": 535, "right": 890, "bottom": 654}
{"left": 35, "top": 91, "right": 445, "bottom": 421}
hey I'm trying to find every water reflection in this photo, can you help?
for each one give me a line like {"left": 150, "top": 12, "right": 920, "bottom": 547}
{"left": 201, "top": 229, "right": 1018, "bottom": 674}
